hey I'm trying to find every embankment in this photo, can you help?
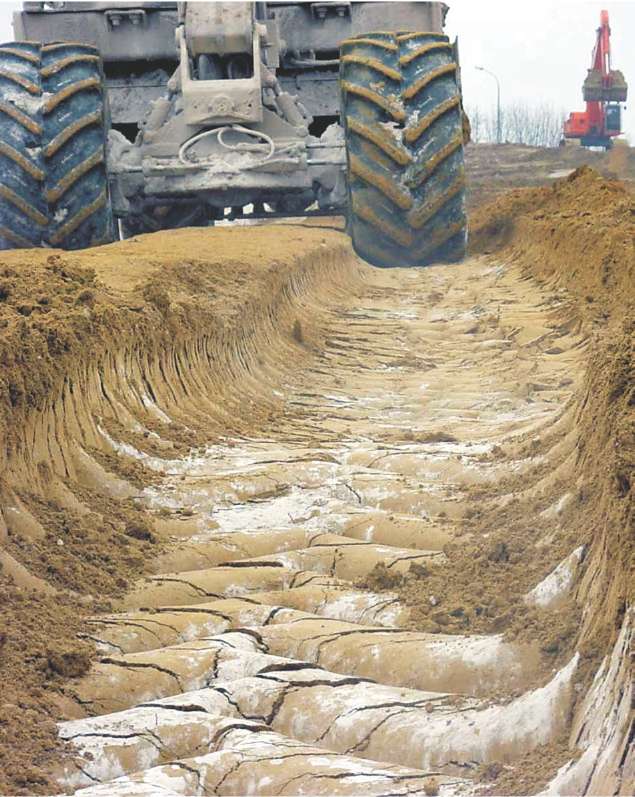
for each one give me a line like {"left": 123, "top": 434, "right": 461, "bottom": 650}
{"left": 0, "top": 226, "right": 363, "bottom": 794}
{"left": 469, "top": 167, "right": 633, "bottom": 795}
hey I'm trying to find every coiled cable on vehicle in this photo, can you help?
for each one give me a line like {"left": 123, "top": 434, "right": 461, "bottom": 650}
{"left": 178, "top": 125, "right": 275, "bottom": 167}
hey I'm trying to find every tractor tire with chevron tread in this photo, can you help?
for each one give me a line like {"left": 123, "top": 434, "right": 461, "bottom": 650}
{"left": 0, "top": 42, "right": 47, "bottom": 250}
{"left": 0, "top": 40, "right": 113, "bottom": 251}
{"left": 340, "top": 31, "right": 467, "bottom": 268}
{"left": 41, "top": 42, "right": 113, "bottom": 249}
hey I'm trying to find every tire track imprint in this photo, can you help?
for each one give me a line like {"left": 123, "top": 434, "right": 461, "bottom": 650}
{"left": 57, "top": 255, "right": 589, "bottom": 795}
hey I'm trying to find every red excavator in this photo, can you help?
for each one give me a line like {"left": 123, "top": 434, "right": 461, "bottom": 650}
{"left": 563, "top": 9, "right": 627, "bottom": 149}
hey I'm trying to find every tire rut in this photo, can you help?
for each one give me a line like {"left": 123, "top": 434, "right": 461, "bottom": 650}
{"left": 55, "top": 255, "right": 586, "bottom": 794}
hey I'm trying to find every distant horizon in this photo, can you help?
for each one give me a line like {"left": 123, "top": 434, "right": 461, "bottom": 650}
{"left": 0, "top": 0, "right": 632, "bottom": 144}
{"left": 445, "top": 0, "right": 633, "bottom": 143}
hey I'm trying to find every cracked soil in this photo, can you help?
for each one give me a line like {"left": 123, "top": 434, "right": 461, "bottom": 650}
{"left": 0, "top": 166, "right": 633, "bottom": 796}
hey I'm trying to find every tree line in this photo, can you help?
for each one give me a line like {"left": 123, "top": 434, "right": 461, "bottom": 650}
{"left": 465, "top": 102, "right": 567, "bottom": 147}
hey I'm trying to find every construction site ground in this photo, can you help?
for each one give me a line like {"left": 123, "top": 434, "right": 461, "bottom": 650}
{"left": 0, "top": 148, "right": 633, "bottom": 797}
{"left": 465, "top": 140, "right": 635, "bottom": 208}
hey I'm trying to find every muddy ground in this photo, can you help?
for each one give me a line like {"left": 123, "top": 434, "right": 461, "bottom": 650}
{"left": 0, "top": 163, "right": 633, "bottom": 795}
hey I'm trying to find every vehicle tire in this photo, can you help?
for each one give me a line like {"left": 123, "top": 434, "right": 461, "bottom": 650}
{"left": 0, "top": 42, "right": 47, "bottom": 250}
{"left": 40, "top": 42, "right": 113, "bottom": 249}
{"left": 340, "top": 31, "right": 467, "bottom": 267}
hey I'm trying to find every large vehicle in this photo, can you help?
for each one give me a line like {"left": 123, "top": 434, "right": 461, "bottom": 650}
{"left": 563, "top": 9, "right": 627, "bottom": 149}
{"left": 1, "top": 2, "right": 468, "bottom": 267}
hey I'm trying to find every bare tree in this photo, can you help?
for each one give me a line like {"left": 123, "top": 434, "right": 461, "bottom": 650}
{"left": 467, "top": 104, "right": 482, "bottom": 143}
{"left": 465, "top": 102, "right": 566, "bottom": 147}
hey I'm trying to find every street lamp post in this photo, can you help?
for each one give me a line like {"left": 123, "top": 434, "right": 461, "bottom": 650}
{"left": 476, "top": 66, "right": 501, "bottom": 144}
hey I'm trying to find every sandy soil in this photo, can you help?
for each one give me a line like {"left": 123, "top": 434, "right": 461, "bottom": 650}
{"left": 0, "top": 170, "right": 632, "bottom": 796}
{"left": 469, "top": 164, "right": 633, "bottom": 655}
{"left": 0, "top": 227, "right": 359, "bottom": 794}
{"left": 389, "top": 167, "right": 633, "bottom": 645}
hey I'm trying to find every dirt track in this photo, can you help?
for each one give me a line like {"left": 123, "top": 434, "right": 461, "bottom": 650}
{"left": 0, "top": 169, "right": 633, "bottom": 796}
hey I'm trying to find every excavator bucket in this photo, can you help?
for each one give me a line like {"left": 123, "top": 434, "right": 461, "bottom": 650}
{"left": 583, "top": 68, "right": 628, "bottom": 103}
{"left": 607, "top": 69, "right": 628, "bottom": 102}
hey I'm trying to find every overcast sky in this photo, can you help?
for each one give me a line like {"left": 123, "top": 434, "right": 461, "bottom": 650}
{"left": 445, "top": 0, "right": 634, "bottom": 141}
{"left": 0, "top": 1, "right": 632, "bottom": 141}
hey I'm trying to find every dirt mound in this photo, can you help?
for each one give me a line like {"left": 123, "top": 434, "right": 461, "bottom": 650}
{"left": 471, "top": 168, "right": 634, "bottom": 628}
{"left": 470, "top": 166, "right": 634, "bottom": 322}
{"left": 0, "top": 587, "right": 91, "bottom": 795}
{"left": 386, "top": 304, "right": 632, "bottom": 660}
{"left": 465, "top": 141, "right": 635, "bottom": 209}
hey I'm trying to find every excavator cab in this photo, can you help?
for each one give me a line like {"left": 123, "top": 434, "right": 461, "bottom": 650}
{"left": 605, "top": 104, "right": 621, "bottom": 133}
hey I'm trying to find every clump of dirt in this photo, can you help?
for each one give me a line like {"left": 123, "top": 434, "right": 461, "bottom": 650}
{"left": 363, "top": 487, "right": 589, "bottom": 675}
{"left": 87, "top": 446, "right": 160, "bottom": 489}
{"left": 0, "top": 485, "right": 161, "bottom": 794}
{"left": 149, "top": 420, "right": 206, "bottom": 450}
{"left": 0, "top": 584, "right": 92, "bottom": 796}
{"left": 476, "top": 737, "right": 580, "bottom": 796}
{"left": 99, "top": 417, "right": 197, "bottom": 459}
{"left": 0, "top": 254, "right": 127, "bottom": 459}
{"left": 47, "top": 647, "right": 92, "bottom": 678}
{"left": 363, "top": 561, "right": 405, "bottom": 591}
{"left": 6, "top": 490, "right": 158, "bottom": 597}
{"left": 411, "top": 430, "right": 458, "bottom": 444}
{"left": 292, "top": 318, "right": 304, "bottom": 345}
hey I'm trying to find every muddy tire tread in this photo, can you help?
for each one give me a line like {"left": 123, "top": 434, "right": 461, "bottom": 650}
{"left": 41, "top": 42, "right": 112, "bottom": 249}
{"left": 0, "top": 41, "right": 46, "bottom": 250}
{"left": 341, "top": 31, "right": 467, "bottom": 267}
